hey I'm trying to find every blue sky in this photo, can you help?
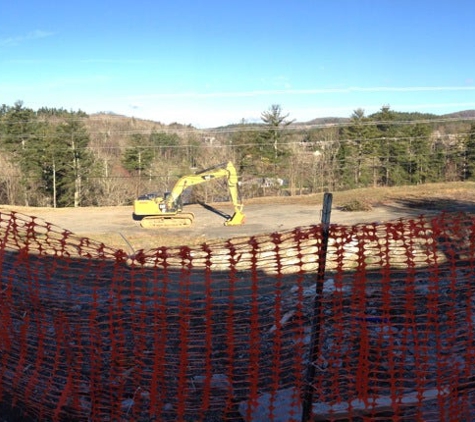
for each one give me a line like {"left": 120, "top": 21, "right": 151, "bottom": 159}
{"left": 1, "top": 0, "right": 474, "bottom": 128}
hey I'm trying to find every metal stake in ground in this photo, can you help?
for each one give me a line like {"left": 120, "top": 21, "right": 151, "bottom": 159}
{"left": 301, "top": 192, "right": 332, "bottom": 422}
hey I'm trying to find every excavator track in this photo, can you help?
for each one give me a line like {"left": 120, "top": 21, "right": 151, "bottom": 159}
{"left": 140, "top": 212, "right": 195, "bottom": 228}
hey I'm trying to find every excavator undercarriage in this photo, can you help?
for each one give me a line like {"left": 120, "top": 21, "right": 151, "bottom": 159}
{"left": 139, "top": 212, "right": 195, "bottom": 228}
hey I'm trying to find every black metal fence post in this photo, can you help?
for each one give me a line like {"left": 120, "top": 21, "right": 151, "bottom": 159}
{"left": 301, "top": 192, "right": 333, "bottom": 422}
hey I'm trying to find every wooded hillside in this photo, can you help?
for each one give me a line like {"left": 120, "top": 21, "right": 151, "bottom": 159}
{"left": 1, "top": 101, "right": 475, "bottom": 208}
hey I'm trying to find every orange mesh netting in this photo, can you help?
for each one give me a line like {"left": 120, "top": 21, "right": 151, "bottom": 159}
{"left": 1, "top": 209, "right": 475, "bottom": 421}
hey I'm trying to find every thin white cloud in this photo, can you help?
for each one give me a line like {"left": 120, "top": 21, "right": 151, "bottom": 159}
{"left": 0, "top": 30, "right": 54, "bottom": 47}
{"left": 392, "top": 101, "right": 475, "bottom": 111}
{"left": 80, "top": 58, "right": 158, "bottom": 64}
{"left": 129, "top": 85, "right": 475, "bottom": 100}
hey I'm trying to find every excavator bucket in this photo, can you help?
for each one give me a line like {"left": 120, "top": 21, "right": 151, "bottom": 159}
{"left": 224, "top": 210, "right": 246, "bottom": 226}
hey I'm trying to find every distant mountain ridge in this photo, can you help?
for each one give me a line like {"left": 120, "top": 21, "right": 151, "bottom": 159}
{"left": 301, "top": 109, "right": 475, "bottom": 126}
{"left": 88, "top": 109, "right": 475, "bottom": 131}
{"left": 300, "top": 116, "right": 350, "bottom": 125}
{"left": 442, "top": 109, "right": 475, "bottom": 119}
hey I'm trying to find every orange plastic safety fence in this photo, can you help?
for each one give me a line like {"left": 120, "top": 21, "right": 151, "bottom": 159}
{"left": 1, "top": 209, "right": 475, "bottom": 421}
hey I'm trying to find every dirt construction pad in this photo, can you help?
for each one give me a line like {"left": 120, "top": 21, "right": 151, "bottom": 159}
{"left": 3, "top": 193, "right": 472, "bottom": 252}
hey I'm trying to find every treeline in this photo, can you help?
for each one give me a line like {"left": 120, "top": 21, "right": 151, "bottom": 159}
{"left": 1, "top": 101, "right": 475, "bottom": 208}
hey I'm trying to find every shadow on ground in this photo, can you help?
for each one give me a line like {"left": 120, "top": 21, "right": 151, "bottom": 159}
{"left": 394, "top": 197, "right": 475, "bottom": 214}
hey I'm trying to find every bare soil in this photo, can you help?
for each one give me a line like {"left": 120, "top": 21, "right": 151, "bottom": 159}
{"left": 2, "top": 182, "right": 475, "bottom": 252}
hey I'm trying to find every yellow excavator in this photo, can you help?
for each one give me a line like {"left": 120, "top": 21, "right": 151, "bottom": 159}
{"left": 133, "top": 161, "right": 245, "bottom": 228}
